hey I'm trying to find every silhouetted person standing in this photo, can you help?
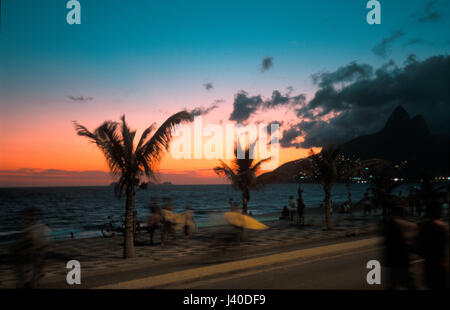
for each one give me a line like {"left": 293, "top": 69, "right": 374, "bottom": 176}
{"left": 288, "top": 196, "right": 296, "bottom": 223}
{"left": 280, "top": 206, "right": 289, "bottom": 220}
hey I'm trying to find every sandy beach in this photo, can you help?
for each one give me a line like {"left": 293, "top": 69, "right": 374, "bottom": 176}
{"left": 0, "top": 206, "right": 382, "bottom": 288}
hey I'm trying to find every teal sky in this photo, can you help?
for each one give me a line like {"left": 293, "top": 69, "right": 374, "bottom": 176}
{"left": 1, "top": 0, "right": 449, "bottom": 110}
{"left": 0, "top": 0, "right": 449, "bottom": 186}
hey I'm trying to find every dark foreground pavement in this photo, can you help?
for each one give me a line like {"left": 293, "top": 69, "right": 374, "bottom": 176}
{"left": 38, "top": 234, "right": 380, "bottom": 288}
{"left": 96, "top": 236, "right": 424, "bottom": 290}
{"left": 169, "top": 246, "right": 424, "bottom": 289}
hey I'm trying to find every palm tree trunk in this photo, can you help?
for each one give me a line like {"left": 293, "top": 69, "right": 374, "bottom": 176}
{"left": 324, "top": 184, "right": 334, "bottom": 230}
{"left": 240, "top": 189, "right": 250, "bottom": 241}
{"left": 346, "top": 182, "right": 352, "bottom": 216}
{"left": 124, "top": 185, "right": 136, "bottom": 258}
{"left": 346, "top": 182, "right": 352, "bottom": 204}
{"left": 242, "top": 190, "right": 250, "bottom": 214}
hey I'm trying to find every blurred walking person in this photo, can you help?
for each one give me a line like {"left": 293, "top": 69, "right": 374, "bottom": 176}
{"left": 11, "top": 208, "right": 51, "bottom": 288}
{"left": 383, "top": 206, "right": 417, "bottom": 290}
{"left": 417, "top": 201, "right": 449, "bottom": 290}
{"left": 147, "top": 197, "right": 162, "bottom": 245}
{"left": 182, "top": 205, "right": 197, "bottom": 245}
{"left": 160, "top": 197, "right": 177, "bottom": 246}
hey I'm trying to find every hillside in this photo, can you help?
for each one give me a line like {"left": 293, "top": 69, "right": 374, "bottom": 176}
{"left": 258, "top": 106, "right": 449, "bottom": 183}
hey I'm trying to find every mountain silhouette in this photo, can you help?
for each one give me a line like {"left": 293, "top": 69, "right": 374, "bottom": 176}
{"left": 341, "top": 105, "right": 448, "bottom": 177}
{"left": 258, "top": 106, "right": 449, "bottom": 183}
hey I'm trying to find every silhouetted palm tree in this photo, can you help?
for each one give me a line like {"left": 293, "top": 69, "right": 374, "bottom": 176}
{"left": 301, "top": 145, "right": 342, "bottom": 230}
{"left": 410, "top": 173, "right": 446, "bottom": 218}
{"left": 214, "top": 142, "right": 269, "bottom": 214}
{"left": 336, "top": 155, "right": 360, "bottom": 205}
{"left": 336, "top": 155, "right": 378, "bottom": 216}
{"left": 365, "top": 159, "right": 404, "bottom": 218}
{"left": 74, "top": 112, "right": 193, "bottom": 258}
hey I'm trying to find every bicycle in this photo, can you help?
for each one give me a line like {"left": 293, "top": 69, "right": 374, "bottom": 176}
{"left": 101, "top": 216, "right": 141, "bottom": 238}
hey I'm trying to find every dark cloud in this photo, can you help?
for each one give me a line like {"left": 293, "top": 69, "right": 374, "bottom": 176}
{"left": 261, "top": 56, "right": 273, "bottom": 72}
{"left": 281, "top": 55, "right": 450, "bottom": 148}
{"left": 229, "top": 89, "right": 306, "bottom": 123}
{"left": 203, "top": 82, "right": 214, "bottom": 91}
{"left": 229, "top": 91, "right": 264, "bottom": 123}
{"left": 279, "top": 124, "right": 302, "bottom": 148}
{"left": 264, "top": 120, "right": 283, "bottom": 137}
{"left": 283, "top": 106, "right": 393, "bottom": 148}
{"left": 405, "top": 38, "right": 424, "bottom": 46}
{"left": 296, "top": 62, "right": 373, "bottom": 118}
{"left": 189, "top": 101, "right": 221, "bottom": 117}
{"left": 265, "top": 90, "right": 306, "bottom": 108}
{"left": 67, "top": 95, "right": 93, "bottom": 103}
{"left": 372, "top": 30, "right": 405, "bottom": 58}
{"left": 410, "top": 0, "right": 441, "bottom": 23}
{"left": 311, "top": 62, "right": 373, "bottom": 88}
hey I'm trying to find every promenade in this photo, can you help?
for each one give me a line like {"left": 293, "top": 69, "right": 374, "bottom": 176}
{"left": 0, "top": 210, "right": 381, "bottom": 288}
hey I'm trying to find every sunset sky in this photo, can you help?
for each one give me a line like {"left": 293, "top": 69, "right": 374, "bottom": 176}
{"left": 1, "top": 0, "right": 449, "bottom": 186}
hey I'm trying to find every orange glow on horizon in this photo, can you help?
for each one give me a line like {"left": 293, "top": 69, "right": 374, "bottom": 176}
{"left": 0, "top": 100, "right": 318, "bottom": 185}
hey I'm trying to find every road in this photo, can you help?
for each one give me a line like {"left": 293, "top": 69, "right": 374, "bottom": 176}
{"left": 166, "top": 246, "right": 424, "bottom": 289}
{"left": 42, "top": 236, "right": 425, "bottom": 289}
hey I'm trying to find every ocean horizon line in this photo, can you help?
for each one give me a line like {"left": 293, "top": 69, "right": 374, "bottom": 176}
{"left": 0, "top": 182, "right": 384, "bottom": 189}
{"left": 0, "top": 183, "right": 236, "bottom": 189}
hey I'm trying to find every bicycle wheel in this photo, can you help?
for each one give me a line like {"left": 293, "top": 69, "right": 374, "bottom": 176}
{"left": 101, "top": 224, "right": 114, "bottom": 238}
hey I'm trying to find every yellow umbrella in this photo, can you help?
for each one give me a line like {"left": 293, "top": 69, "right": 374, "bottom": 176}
{"left": 223, "top": 212, "right": 268, "bottom": 230}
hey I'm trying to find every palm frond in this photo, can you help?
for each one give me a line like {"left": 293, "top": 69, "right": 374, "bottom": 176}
{"left": 73, "top": 122, "right": 100, "bottom": 143}
{"left": 135, "top": 123, "right": 156, "bottom": 154}
{"left": 139, "top": 111, "right": 193, "bottom": 171}
{"left": 95, "top": 121, "right": 126, "bottom": 176}
{"left": 74, "top": 120, "right": 126, "bottom": 176}
{"left": 234, "top": 141, "right": 257, "bottom": 175}
{"left": 120, "top": 115, "right": 136, "bottom": 165}
{"left": 214, "top": 160, "right": 240, "bottom": 188}
{"left": 250, "top": 157, "right": 271, "bottom": 174}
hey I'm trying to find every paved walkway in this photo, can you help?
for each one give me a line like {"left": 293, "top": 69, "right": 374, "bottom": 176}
{"left": 0, "top": 211, "right": 380, "bottom": 288}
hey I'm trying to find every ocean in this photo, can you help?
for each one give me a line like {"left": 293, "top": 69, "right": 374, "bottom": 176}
{"left": 0, "top": 183, "right": 409, "bottom": 243}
